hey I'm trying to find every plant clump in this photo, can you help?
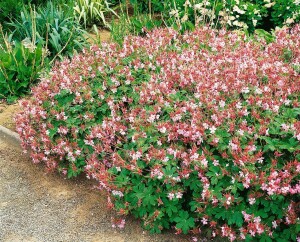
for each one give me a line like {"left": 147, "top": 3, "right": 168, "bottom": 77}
{"left": 16, "top": 25, "right": 300, "bottom": 241}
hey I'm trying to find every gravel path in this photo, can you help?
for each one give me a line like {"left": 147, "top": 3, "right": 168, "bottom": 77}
{"left": 0, "top": 138, "right": 191, "bottom": 242}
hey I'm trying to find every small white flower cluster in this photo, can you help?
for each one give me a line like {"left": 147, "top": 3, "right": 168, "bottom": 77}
{"left": 168, "top": 0, "right": 300, "bottom": 30}
{"left": 112, "top": 190, "right": 124, "bottom": 197}
{"left": 167, "top": 191, "right": 183, "bottom": 200}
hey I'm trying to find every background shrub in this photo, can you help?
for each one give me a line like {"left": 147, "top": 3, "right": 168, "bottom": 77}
{"left": 73, "top": 0, "right": 119, "bottom": 28}
{"left": 122, "top": 0, "right": 300, "bottom": 32}
{"left": 8, "top": 2, "right": 87, "bottom": 59}
{"left": 16, "top": 25, "right": 300, "bottom": 241}
{"left": 0, "top": 0, "right": 24, "bottom": 31}
{"left": 111, "top": 12, "right": 162, "bottom": 44}
{"left": 0, "top": 34, "right": 47, "bottom": 102}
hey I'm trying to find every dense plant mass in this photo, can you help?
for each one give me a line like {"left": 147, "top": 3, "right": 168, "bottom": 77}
{"left": 73, "top": 0, "right": 119, "bottom": 28}
{"left": 8, "top": 2, "right": 86, "bottom": 59}
{"left": 0, "top": 1, "right": 88, "bottom": 101}
{"left": 130, "top": 0, "right": 300, "bottom": 32}
{"left": 16, "top": 26, "right": 300, "bottom": 241}
{"left": 0, "top": 36, "right": 47, "bottom": 102}
{"left": 0, "top": 0, "right": 23, "bottom": 31}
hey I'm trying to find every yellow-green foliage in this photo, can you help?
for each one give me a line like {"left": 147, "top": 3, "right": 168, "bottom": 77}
{"left": 74, "top": 0, "right": 119, "bottom": 28}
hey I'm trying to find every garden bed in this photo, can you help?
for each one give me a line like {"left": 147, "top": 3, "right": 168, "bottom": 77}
{"left": 1, "top": 0, "right": 299, "bottom": 241}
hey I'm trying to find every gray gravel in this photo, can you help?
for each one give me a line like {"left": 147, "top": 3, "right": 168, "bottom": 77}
{"left": 0, "top": 138, "right": 191, "bottom": 242}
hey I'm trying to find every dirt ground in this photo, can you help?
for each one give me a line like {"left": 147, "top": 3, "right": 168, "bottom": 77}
{"left": 0, "top": 138, "right": 196, "bottom": 242}
{"left": 0, "top": 103, "right": 20, "bottom": 131}
{"left": 86, "top": 29, "right": 111, "bottom": 44}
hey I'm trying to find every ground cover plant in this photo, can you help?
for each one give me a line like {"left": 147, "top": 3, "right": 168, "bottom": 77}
{"left": 15, "top": 24, "right": 300, "bottom": 241}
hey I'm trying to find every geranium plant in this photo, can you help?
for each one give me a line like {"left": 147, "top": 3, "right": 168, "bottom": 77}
{"left": 16, "top": 25, "right": 300, "bottom": 241}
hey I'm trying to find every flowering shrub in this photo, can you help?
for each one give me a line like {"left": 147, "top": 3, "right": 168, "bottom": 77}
{"left": 133, "top": 0, "right": 300, "bottom": 32}
{"left": 16, "top": 25, "right": 300, "bottom": 241}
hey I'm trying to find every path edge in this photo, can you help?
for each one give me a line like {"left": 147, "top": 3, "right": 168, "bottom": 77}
{"left": 0, "top": 125, "right": 21, "bottom": 149}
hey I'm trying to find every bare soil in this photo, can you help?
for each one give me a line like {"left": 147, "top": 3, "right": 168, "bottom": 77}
{"left": 86, "top": 29, "right": 111, "bottom": 44}
{"left": 0, "top": 103, "right": 20, "bottom": 131}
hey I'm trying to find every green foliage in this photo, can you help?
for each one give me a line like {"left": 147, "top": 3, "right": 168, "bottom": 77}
{"left": 8, "top": 2, "right": 87, "bottom": 59}
{"left": 73, "top": 0, "right": 119, "bottom": 28}
{"left": 270, "top": 0, "right": 300, "bottom": 28}
{"left": 125, "top": 0, "right": 300, "bottom": 32}
{"left": 254, "top": 29, "right": 275, "bottom": 44}
{"left": 0, "top": 35, "right": 47, "bottom": 102}
{"left": 111, "top": 12, "right": 162, "bottom": 44}
{"left": 0, "top": 0, "right": 24, "bottom": 31}
{"left": 129, "top": 0, "right": 165, "bottom": 13}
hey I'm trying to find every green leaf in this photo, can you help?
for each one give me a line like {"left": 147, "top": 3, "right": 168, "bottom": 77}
{"left": 228, "top": 211, "right": 243, "bottom": 227}
{"left": 174, "top": 211, "right": 195, "bottom": 234}
{"left": 165, "top": 203, "right": 178, "bottom": 217}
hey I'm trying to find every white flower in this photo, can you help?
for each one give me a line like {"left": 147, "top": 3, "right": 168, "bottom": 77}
{"left": 213, "top": 160, "right": 219, "bottom": 166}
{"left": 265, "top": 2, "right": 276, "bottom": 8}
{"left": 201, "top": 217, "right": 208, "bottom": 225}
{"left": 190, "top": 153, "right": 199, "bottom": 160}
{"left": 257, "top": 157, "right": 264, "bottom": 164}
{"left": 159, "top": 127, "right": 167, "bottom": 133}
{"left": 237, "top": 129, "right": 244, "bottom": 136}
{"left": 112, "top": 190, "right": 124, "bottom": 197}
{"left": 253, "top": 19, "right": 257, "bottom": 27}
{"left": 284, "top": 99, "right": 291, "bottom": 105}
{"left": 168, "top": 192, "right": 175, "bottom": 200}
{"left": 170, "top": 9, "right": 179, "bottom": 17}
{"left": 219, "top": 100, "right": 226, "bottom": 108}
{"left": 194, "top": 3, "right": 202, "bottom": 10}
{"left": 22, "top": 38, "right": 37, "bottom": 53}
{"left": 163, "top": 157, "right": 169, "bottom": 163}
{"left": 236, "top": 102, "right": 242, "bottom": 109}
{"left": 203, "top": 123, "right": 209, "bottom": 129}
{"left": 233, "top": 5, "right": 246, "bottom": 14}
{"left": 249, "top": 198, "right": 256, "bottom": 205}
{"left": 209, "top": 126, "right": 217, "bottom": 134}
{"left": 176, "top": 192, "right": 183, "bottom": 199}
{"left": 181, "top": 14, "right": 188, "bottom": 23}
{"left": 201, "top": 158, "right": 208, "bottom": 167}
{"left": 147, "top": 114, "right": 156, "bottom": 123}
{"left": 285, "top": 18, "right": 295, "bottom": 24}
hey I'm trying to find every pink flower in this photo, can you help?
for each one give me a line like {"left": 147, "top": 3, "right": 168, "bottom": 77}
{"left": 201, "top": 217, "right": 208, "bottom": 225}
